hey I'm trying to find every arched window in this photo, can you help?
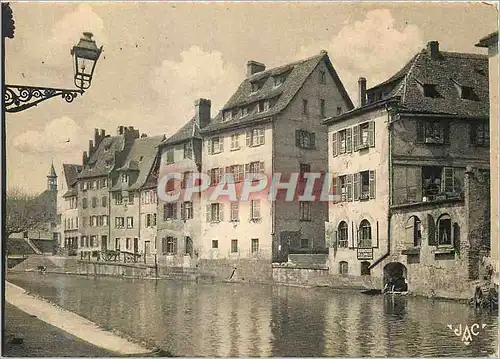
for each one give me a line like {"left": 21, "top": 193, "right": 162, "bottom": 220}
{"left": 437, "top": 214, "right": 452, "bottom": 246}
{"left": 82, "top": 198, "right": 88, "bottom": 209}
{"left": 405, "top": 216, "right": 421, "bottom": 247}
{"left": 358, "top": 219, "right": 372, "bottom": 248}
{"left": 338, "top": 221, "right": 348, "bottom": 248}
{"left": 102, "top": 196, "right": 107, "bottom": 207}
{"left": 361, "top": 261, "right": 371, "bottom": 276}
{"left": 339, "top": 261, "right": 348, "bottom": 275}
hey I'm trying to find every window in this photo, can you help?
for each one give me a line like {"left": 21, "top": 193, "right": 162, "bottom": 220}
{"left": 226, "top": 164, "right": 244, "bottom": 183}
{"left": 336, "top": 106, "right": 342, "bottom": 116}
{"left": 337, "top": 221, "right": 348, "bottom": 248}
{"left": 332, "top": 129, "right": 352, "bottom": 156}
{"left": 257, "top": 100, "right": 269, "bottom": 113}
{"left": 145, "top": 214, "right": 152, "bottom": 227}
{"left": 274, "top": 76, "right": 285, "bottom": 87}
{"left": 358, "top": 220, "right": 372, "bottom": 248}
{"left": 102, "top": 215, "right": 108, "bottom": 227}
{"left": 247, "top": 161, "right": 264, "bottom": 176}
{"left": 152, "top": 213, "right": 157, "bottom": 226}
{"left": 361, "top": 261, "right": 371, "bottom": 276}
{"left": 164, "top": 203, "right": 177, "bottom": 220}
{"left": 470, "top": 123, "right": 489, "bottom": 146}
{"left": 299, "top": 164, "right": 310, "bottom": 181}
{"left": 212, "top": 240, "right": 219, "bottom": 249}
{"left": 115, "top": 217, "right": 125, "bottom": 229}
{"left": 128, "top": 192, "right": 135, "bottom": 204}
{"left": 333, "top": 174, "right": 355, "bottom": 202}
{"left": 101, "top": 178, "right": 108, "bottom": 188}
{"left": 121, "top": 173, "right": 129, "bottom": 184}
{"left": 241, "top": 107, "right": 248, "bottom": 117}
{"left": 181, "top": 172, "right": 191, "bottom": 189}
{"left": 437, "top": 214, "right": 452, "bottom": 246}
{"left": 126, "top": 217, "right": 134, "bottom": 228}
{"left": 206, "top": 203, "right": 223, "bottom": 222}
{"left": 82, "top": 198, "right": 88, "bottom": 209}
{"left": 208, "top": 137, "right": 223, "bottom": 154}
{"left": 250, "top": 200, "right": 260, "bottom": 220}
{"left": 90, "top": 235, "right": 97, "bottom": 247}
{"left": 251, "top": 238, "right": 259, "bottom": 253}
{"left": 230, "top": 134, "right": 240, "bottom": 150}
{"left": 295, "top": 130, "right": 316, "bottom": 149}
{"left": 101, "top": 196, "right": 107, "bottom": 207}
{"left": 90, "top": 216, "right": 98, "bottom": 227}
{"left": 209, "top": 168, "right": 222, "bottom": 186}
{"left": 231, "top": 239, "right": 238, "bottom": 253}
{"left": 319, "top": 70, "right": 326, "bottom": 84}
{"left": 459, "top": 86, "right": 478, "bottom": 101}
{"left": 320, "top": 99, "right": 326, "bottom": 118}
{"left": 184, "top": 141, "right": 193, "bottom": 159}
{"left": 223, "top": 110, "right": 232, "bottom": 122}
{"left": 360, "top": 171, "right": 370, "bottom": 200}
{"left": 246, "top": 128, "right": 265, "bottom": 147}
{"left": 166, "top": 149, "right": 174, "bottom": 164}
{"left": 422, "top": 166, "right": 464, "bottom": 200}
{"left": 339, "top": 261, "right": 348, "bottom": 275}
{"left": 405, "top": 216, "right": 421, "bottom": 247}
{"left": 251, "top": 81, "right": 264, "bottom": 92}
{"left": 417, "top": 82, "right": 441, "bottom": 98}
{"left": 115, "top": 238, "right": 120, "bottom": 251}
{"left": 114, "top": 192, "right": 123, "bottom": 205}
{"left": 126, "top": 238, "right": 131, "bottom": 250}
{"left": 417, "top": 121, "right": 449, "bottom": 145}
{"left": 352, "top": 122, "right": 375, "bottom": 150}
{"left": 180, "top": 201, "right": 193, "bottom": 220}
{"left": 300, "top": 238, "right": 309, "bottom": 248}
{"left": 230, "top": 202, "right": 239, "bottom": 222}
{"left": 350, "top": 170, "right": 376, "bottom": 201}
{"left": 302, "top": 99, "right": 308, "bottom": 115}
{"left": 162, "top": 237, "right": 177, "bottom": 255}
{"left": 299, "top": 201, "right": 311, "bottom": 221}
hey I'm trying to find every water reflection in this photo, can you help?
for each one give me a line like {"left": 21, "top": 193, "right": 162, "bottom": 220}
{"left": 6, "top": 273, "right": 498, "bottom": 357}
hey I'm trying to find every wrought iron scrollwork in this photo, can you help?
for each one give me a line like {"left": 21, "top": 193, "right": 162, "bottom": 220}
{"left": 4, "top": 85, "right": 84, "bottom": 113}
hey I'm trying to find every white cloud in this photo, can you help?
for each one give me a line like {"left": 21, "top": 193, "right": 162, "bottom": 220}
{"left": 151, "top": 46, "right": 242, "bottom": 132}
{"left": 296, "top": 9, "right": 424, "bottom": 101}
{"left": 13, "top": 116, "right": 86, "bottom": 153}
{"left": 25, "top": 4, "right": 107, "bottom": 67}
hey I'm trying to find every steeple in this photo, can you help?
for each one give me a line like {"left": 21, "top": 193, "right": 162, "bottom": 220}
{"left": 47, "top": 161, "right": 57, "bottom": 191}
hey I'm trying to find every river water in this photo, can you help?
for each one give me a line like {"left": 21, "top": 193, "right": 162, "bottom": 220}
{"left": 6, "top": 273, "right": 498, "bottom": 357}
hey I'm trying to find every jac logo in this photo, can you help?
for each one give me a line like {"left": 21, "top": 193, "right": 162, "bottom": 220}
{"left": 447, "top": 323, "right": 487, "bottom": 345}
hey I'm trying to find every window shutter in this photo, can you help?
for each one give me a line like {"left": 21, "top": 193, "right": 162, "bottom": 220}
{"left": 207, "top": 139, "right": 213, "bottom": 154}
{"left": 172, "top": 203, "right": 177, "bottom": 220}
{"left": 333, "top": 230, "right": 338, "bottom": 249}
{"left": 346, "top": 128, "right": 352, "bottom": 153}
{"left": 427, "top": 214, "right": 436, "bottom": 246}
{"left": 225, "top": 166, "right": 231, "bottom": 183}
{"left": 259, "top": 129, "right": 265, "bottom": 145}
{"left": 353, "top": 173, "right": 360, "bottom": 200}
{"left": 219, "top": 137, "right": 224, "bottom": 152}
{"left": 443, "top": 122, "right": 450, "bottom": 144}
{"left": 368, "top": 121, "right": 375, "bottom": 147}
{"left": 332, "top": 132, "right": 338, "bottom": 157}
{"left": 353, "top": 125, "right": 360, "bottom": 151}
{"left": 453, "top": 222, "right": 460, "bottom": 255}
{"left": 219, "top": 204, "right": 224, "bottom": 222}
{"left": 369, "top": 170, "right": 376, "bottom": 199}
{"left": 244, "top": 163, "right": 250, "bottom": 180}
{"left": 416, "top": 122, "right": 424, "bottom": 143}
{"left": 442, "top": 167, "right": 454, "bottom": 192}
{"left": 310, "top": 132, "right": 316, "bottom": 149}
{"left": 180, "top": 202, "right": 185, "bottom": 220}
{"left": 246, "top": 131, "right": 251, "bottom": 147}
{"left": 259, "top": 161, "right": 265, "bottom": 174}
{"left": 219, "top": 167, "right": 225, "bottom": 183}
{"left": 333, "top": 177, "right": 340, "bottom": 200}
{"left": 469, "top": 124, "right": 477, "bottom": 145}
{"left": 295, "top": 130, "right": 301, "bottom": 147}
{"left": 347, "top": 174, "right": 353, "bottom": 201}
{"left": 206, "top": 204, "right": 211, "bottom": 222}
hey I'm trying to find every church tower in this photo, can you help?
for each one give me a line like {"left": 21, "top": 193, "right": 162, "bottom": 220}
{"left": 47, "top": 162, "right": 57, "bottom": 191}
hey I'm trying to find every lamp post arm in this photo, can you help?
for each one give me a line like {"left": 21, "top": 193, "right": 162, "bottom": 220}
{"left": 5, "top": 84, "right": 84, "bottom": 113}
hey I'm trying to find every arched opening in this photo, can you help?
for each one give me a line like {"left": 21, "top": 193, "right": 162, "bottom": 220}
{"left": 405, "top": 215, "right": 421, "bottom": 247}
{"left": 358, "top": 219, "right": 372, "bottom": 248}
{"left": 437, "top": 214, "right": 452, "bottom": 246}
{"left": 361, "top": 261, "right": 371, "bottom": 276}
{"left": 338, "top": 221, "right": 348, "bottom": 248}
{"left": 383, "top": 262, "right": 408, "bottom": 292}
{"left": 339, "top": 261, "right": 348, "bottom": 275}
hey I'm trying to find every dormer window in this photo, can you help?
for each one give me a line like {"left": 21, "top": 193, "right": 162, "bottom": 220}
{"left": 121, "top": 173, "right": 129, "bottom": 184}
{"left": 416, "top": 80, "right": 441, "bottom": 98}
{"left": 241, "top": 106, "right": 248, "bottom": 118}
{"left": 452, "top": 80, "right": 479, "bottom": 101}
{"left": 251, "top": 81, "right": 265, "bottom": 93}
{"left": 223, "top": 110, "right": 232, "bottom": 122}
{"left": 273, "top": 75, "right": 285, "bottom": 87}
{"left": 258, "top": 100, "right": 269, "bottom": 113}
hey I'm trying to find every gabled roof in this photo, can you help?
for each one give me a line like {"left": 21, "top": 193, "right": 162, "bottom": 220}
{"left": 475, "top": 31, "right": 498, "bottom": 48}
{"left": 111, "top": 135, "right": 165, "bottom": 191}
{"left": 160, "top": 118, "right": 201, "bottom": 147}
{"left": 201, "top": 51, "right": 354, "bottom": 133}
{"left": 78, "top": 135, "right": 125, "bottom": 179}
{"left": 62, "top": 164, "right": 83, "bottom": 198}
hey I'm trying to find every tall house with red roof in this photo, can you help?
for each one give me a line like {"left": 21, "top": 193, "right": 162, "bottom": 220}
{"left": 198, "top": 51, "right": 354, "bottom": 278}
{"left": 324, "top": 41, "right": 491, "bottom": 299}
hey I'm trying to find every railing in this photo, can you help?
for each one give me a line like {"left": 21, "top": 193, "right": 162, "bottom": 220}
{"left": 79, "top": 249, "right": 144, "bottom": 263}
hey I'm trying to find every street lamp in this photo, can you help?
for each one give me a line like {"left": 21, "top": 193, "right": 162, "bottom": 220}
{"left": 3, "top": 4, "right": 103, "bottom": 113}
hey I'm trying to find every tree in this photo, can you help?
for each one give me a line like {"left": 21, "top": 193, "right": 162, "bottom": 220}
{"left": 5, "top": 187, "right": 55, "bottom": 238}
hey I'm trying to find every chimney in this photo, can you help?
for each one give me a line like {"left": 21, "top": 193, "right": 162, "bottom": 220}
{"left": 195, "top": 98, "right": 211, "bottom": 128}
{"left": 358, "top": 77, "right": 367, "bottom": 107}
{"left": 88, "top": 140, "right": 94, "bottom": 156}
{"left": 100, "top": 129, "right": 105, "bottom": 137}
{"left": 247, "top": 60, "right": 266, "bottom": 77}
{"left": 427, "top": 41, "right": 440, "bottom": 59}
{"left": 141, "top": 133, "right": 148, "bottom": 138}
{"left": 117, "top": 126, "right": 124, "bottom": 135}
{"left": 82, "top": 151, "right": 88, "bottom": 166}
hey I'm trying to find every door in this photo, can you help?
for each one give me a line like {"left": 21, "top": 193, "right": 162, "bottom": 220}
{"left": 144, "top": 241, "right": 151, "bottom": 255}
{"left": 133, "top": 238, "right": 139, "bottom": 254}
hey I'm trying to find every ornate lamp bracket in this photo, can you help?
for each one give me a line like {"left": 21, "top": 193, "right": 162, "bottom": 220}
{"left": 4, "top": 85, "right": 84, "bottom": 113}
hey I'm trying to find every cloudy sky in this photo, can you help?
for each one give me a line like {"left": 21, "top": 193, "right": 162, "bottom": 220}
{"left": 5, "top": 2, "right": 497, "bottom": 193}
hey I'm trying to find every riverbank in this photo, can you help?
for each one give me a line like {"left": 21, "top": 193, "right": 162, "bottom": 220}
{"left": 4, "top": 281, "right": 159, "bottom": 356}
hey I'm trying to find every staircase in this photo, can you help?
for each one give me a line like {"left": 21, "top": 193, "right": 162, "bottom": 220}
{"left": 9, "top": 255, "right": 78, "bottom": 273}
{"left": 24, "top": 239, "right": 42, "bottom": 255}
